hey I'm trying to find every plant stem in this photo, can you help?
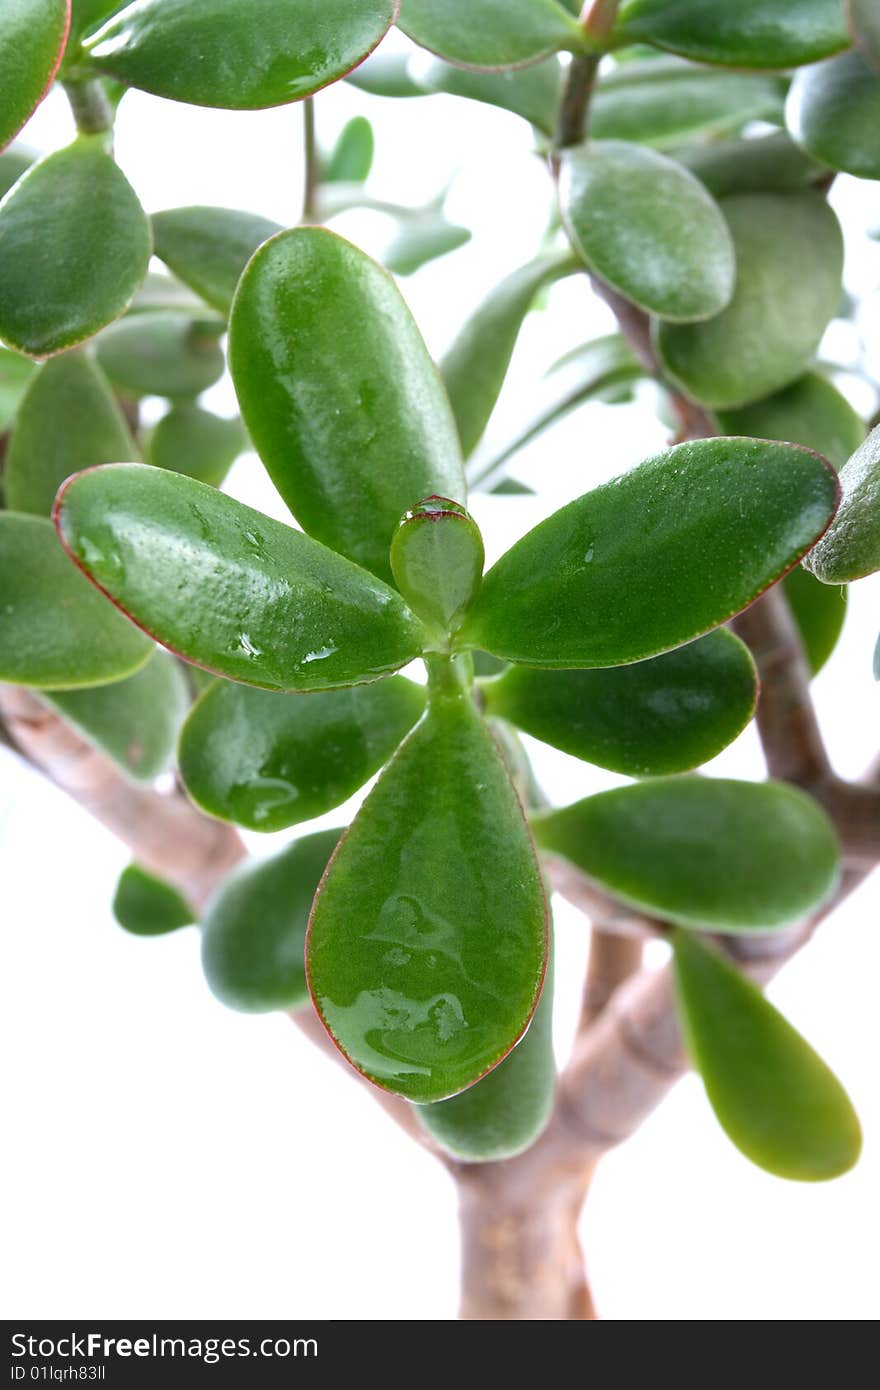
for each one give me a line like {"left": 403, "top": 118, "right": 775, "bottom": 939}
{"left": 302, "top": 98, "right": 319, "bottom": 222}
{"left": 63, "top": 80, "right": 114, "bottom": 137}
{"left": 555, "top": 55, "right": 600, "bottom": 150}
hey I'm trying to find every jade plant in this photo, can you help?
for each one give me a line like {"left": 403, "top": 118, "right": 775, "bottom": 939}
{"left": 1, "top": 0, "right": 878, "bottom": 1320}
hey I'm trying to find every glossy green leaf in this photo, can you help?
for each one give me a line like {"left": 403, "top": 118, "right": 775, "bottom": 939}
{"left": 673, "top": 931, "right": 861, "bottom": 1180}
{"left": 483, "top": 629, "right": 756, "bottom": 777}
{"left": 805, "top": 424, "right": 880, "bottom": 582}
{"left": 533, "top": 778, "right": 839, "bottom": 933}
{"left": 787, "top": 48, "right": 880, "bottom": 180}
{"left": 0, "top": 511, "right": 151, "bottom": 687}
{"left": 717, "top": 372, "right": 865, "bottom": 472}
{"left": 616, "top": 0, "right": 851, "bottom": 70}
{"left": 151, "top": 207, "right": 282, "bottom": 316}
{"left": 55, "top": 464, "right": 426, "bottom": 692}
{"left": 418, "top": 935, "right": 555, "bottom": 1158}
{"left": 398, "top": 0, "right": 584, "bottom": 71}
{"left": 851, "top": 0, "right": 880, "bottom": 68}
{"left": 113, "top": 863, "right": 195, "bottom": 937}
{"left": 325, "top": 116, "right": 375, "bottom": 184}
{"left": 561, "top": 141, "right": 734, "bottom": 323}
{"left": 179, "top": 676, "right": 425, "bottom": 832}
{"left": 147, "top": 404, "right": 246, "bottom": 488}
{"left": 69, "top": 1, "right": 120, "bottom": 41}
{"left": 5, "top": 352, "right": 138, "bottom": 516}
{"left": 129, "top": 270, "right": 203, "bottom": 316}
{"left": 229, "top": 228, "right": 465, "bottom": 584}
{"left": 43, "top": 649, "right": 189, "bottom": 782}
{"left": 307, "top": 686, "right": 548, "bottom": 1103}
{"left": 391, "top": 498, "right": 484, "bottom": 638}
{"left": 84, "top": 0, "right": 398, "bottom": 109}
{"left": 0, "top": 1, "right": 69, "bottom": 151}
{"left": 442, "top": 254, "right": 575, "bottom": 459}
{"left": 202, "top": 829, "right": 340, "bottom": 1013}
{"left": 381, "top": 211, "right": 471, "bottom": 277}
{"left": 0, "top": 347, "right": 34, "bottom": 430}
{"left": 782, "top": 565, "right": 847, "bottom": 676}
{"left": 657, "top": 193, "right": 844, "bottom": 410}
{"left": 591, "top": 59, "right": 784, "bottom": 149}
{"left": 462, "top": 439, "right": 838, "bottom": 668}
{"left": 0, "top": 138, "right": 151, "bottom": 357}
{"left": 415, "top": 56, "right": 562, "bottom": 135}
{"left": 96, "top": 311, "right": 225, "bottom": 400}
{"left": 680, "top": 132, "right": 825, "bottom": 199}
{"left": 0, "top": 144, "right": 35, "bottom": 198}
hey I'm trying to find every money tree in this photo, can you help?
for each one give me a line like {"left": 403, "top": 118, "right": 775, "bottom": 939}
{"left": 1, "top": 0, "right": 878, "bottom": 1320}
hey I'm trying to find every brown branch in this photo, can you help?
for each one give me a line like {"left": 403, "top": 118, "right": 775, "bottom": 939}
{"left": 579, "top": 931, "right": 644, "bottom": 1031}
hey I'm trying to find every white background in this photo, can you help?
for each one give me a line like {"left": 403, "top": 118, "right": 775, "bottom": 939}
{"left": 2, "top": 32, "right": 879, "bottom": 1320}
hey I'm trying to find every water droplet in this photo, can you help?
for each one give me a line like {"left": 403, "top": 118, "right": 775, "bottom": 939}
{"left": 302, "top": 644, "right": 338, "bottom": 665}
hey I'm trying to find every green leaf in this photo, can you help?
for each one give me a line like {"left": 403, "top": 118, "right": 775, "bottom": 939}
{"left": 397, "top": 0, "right": 584, "bottom": 71}
{"left": 129, "top": 270, "right": 204, "bottom": 315}
{"left": 716, "top": 372, "right": 865, "bottom": 472}
{"left": 591, "top": 59, "right": 784, "bottom": 149}
{"left": 533, "top": 778, "right": 840, "bottom": 933}
{"left": 0, "top": 144, "right": 36, "bottom": 198}
{"left": 381, "top": 210, "right": 471, "bottom": 277}
{"left": 179, "top": 676, "right": 425, "bottom": 832}
{"left": 673, "top": 931, "right": 861, "bottom": 1181}
{"left": 418, "top": 933, "right": 555, "bottom": 1158}
{"left": 851, "top": 0, "right": 880, "bottom": 68}
{"left": 229, "top": 227, "right": 465, "bottom": 584}
{"left": 0, "top": 138, "right": 151, "bottom": 357}
{"left": 96, "top": 311, "right": 225, "bottom": 400}
{"left": 782, "top": 566, "right": 847, "bottom": 676}
{"left": 113, "top": 863, "right": 195, "bottom": 937}
{"left": 415, "top": 56, "right": 563, "bottom": 135}
{"left": 0, "top": 0, "right": 69, "bottom": 151}
{"left": 656, "top": 193, "right": 844, "bottom": 410}
{"left": 5, "top": 352, "right": 138, "bottom": 516}
{"left": 151, "top": 207, "right": 282, "bottom": 317}
{"left": 55, "top": 464, "right": 426, "bottom": 692}
{"left": 83, "top": 0, "right": 398, "bottom": 109}
{"left": 561, "top": 141, "right": 735, "bottom": 322}
{"left": 202, "top": 829, "right": 340, "bottom": 1013}
{"left": 461, "top": 438, "right": 838, "bottom": 668}
{"left": 441, "top": 254, "right": 575, "bottom": 459}
{"left": 680, "top": 131, "right": 825, "bottom": 199}
{"left": 0, "top": 511, "right": 152, "bottom": 688}
{"left": 805, "top": 424, "right": 880, "bottom": 582}
{"left": 307, "top": 687, "right": 548, "bottom": 1103}
{"left": 787, "top": 48, "right": 880, "bottom": 180}
{"left": 43, "top": 649, "right": 189, "bottom": 782}
{"left": 0, "top": 347, "right": 34, "bottom": 431}
{"left": 324, "top": 116, "right": 375, "bottom": 184}
{"left": 147, "top": 404, "right": 246, "bottom": 488}
{"left": 483, "top": 629, "right": 757, "bottom": 777}
{"left": 345, "top": 51, "right": 427, "bottom": 99}
{"left": 390, "top": 498, "right": 484, "bottom": 638}
{"left": 616, "top": 0, "right": 851, "bottom": 70}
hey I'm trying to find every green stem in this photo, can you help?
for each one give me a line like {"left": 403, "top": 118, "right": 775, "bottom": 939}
{"left": 63, "top": 80, "right": 114, "bottom": 138}
{"left": 302, "top": 98, "right": 319, "bottom": 222}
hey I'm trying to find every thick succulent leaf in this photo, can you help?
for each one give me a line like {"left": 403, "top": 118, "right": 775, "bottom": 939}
{"left": 680, "top": 131, "right": 825, "bottom": 198}
{"left": 461, "top": 439, "right": 838, "bottom": 668}
{"left": 324, "top": 116, "right": 375, "bottom": 184}
{"left": 380, "top": 210, "right": 471, "bottom": 277}
{"left": 787, "top": 49, "right": 880, "bottom": 180}
{"left": 0, "top": 144, "right": 36, "bottom": 198}
{"left": 0, "top": 511, "right": 152, "bottom": 688}
{"left": 307, "top": 690, "right": 548, "bottom": 1103}
{"left": 5, "top": 352, "right": 138, "bottom": 516}
{"left": 128, "top": 270, "right": 203, "bottom": 315}
{"left": 229, "top": 228, "right": 464, "bottom": 584}
{"left": 533, "top": 778, "right": 839, "bottom": 933}
{"left": 415, "top": 55, "right": 562, "bottom": 135}
{"left": 674, "top": 931, "right": 861, "bottom": 1180}
{"left": 55, "top": 464, "right": 426, "bottom": 691}
{"left": 202, "top": 829, "right": 341, "bottom": 1012}
{"left": 151, "top": 207, "right": 282, "bottom": 316}
{"left": 483, "top": 630, "right": 757, "bottom": 777}
{"left": 0, "top": 1, "right": 69, "bottom": 151}
{"left": 616, "top": 0, "right": 851, "bottom": 70}
{"left": 96, "top": 311, "right": 225, "bottom": 399}
{"left": 0, "top": 139, "right": 151, "bottom": 357}
{"left": 442, "top": 254, "right": 575, "bottom": 458}
{"left": 69, "top": 1, "right": 120, "bottom": 43}
{"left": 656, "top": 193, "right": 844, "bottom": 410}
{"left": 561, "top": 141, "right": 735, "bottom": 323}
{"left": 717, "top": 372, "right": 865, "bottom": 473}
{"left": 805, "top": 425, "right": 880, "bottom": 582}
{"left": 397, "top": 0, "right": 584, "bottom": 71}
{"left": 345, "top": 51, "right": 427, "bottom": 98}
{"left": 0, "top": 347, "right": 34, "bottom": 430}
{"left": 591, "top": 59, "right": 784, "bottom": 149}
{"left": 147, "top": 404, "right": 246, "bottom": 488}
{"left": 782, "top": 566, "right": 847, "bottom": 676}
{"left": 43, "top": 650, "right": 189, "bottom": 783}
{"left": 83, "top": 0, "right": 398, "bottom": 109}
{"left": 390, "top": 499, "right": 484, "bottom": 637}
{"left": 851, "top": 0, "right": 880, "bottom": 68}
{"left": 417, "top": 935, "right": 555, "bottom": 1158}
{"left": 113, "top": 863, "right": 195, "bottom": 937}
{"left": 179, "top": 676, "right": 425, "bottom": 831}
